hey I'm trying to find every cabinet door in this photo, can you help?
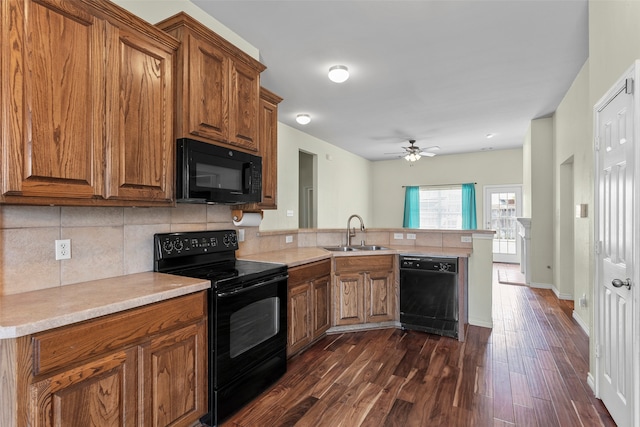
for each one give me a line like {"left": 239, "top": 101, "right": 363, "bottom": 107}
{"left": 2, "top": 0, "right": 104, "bottom": 201}
{"left": 365, "top": 270, "right": 395, "bottom": 323}
{"left": 334, "top": 272, "right": 365, "bottom": 326}
{"left": 312, "top": 275, "right": 331, "bottom": 338}
{"left": 187, "top": 34, "right": 230, "bottom": 143}
{"left": 288, "top": 281, "right": 312, "bottom": 356}
{"left": 229, "top": 60, "right": 260, "bottom": 151}
{"left": 237, "top": 88, "right": 282, "bottom": 211}
{"left": 105, "top": 25, "right": 174, "bottom": 203}
{"left": 30, "top": 347, "right": 138, "bottom": 427}
{"left": 142, "top": 321, "right": 207, "bottom": 427}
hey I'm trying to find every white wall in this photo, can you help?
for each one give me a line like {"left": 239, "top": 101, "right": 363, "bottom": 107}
{"left": 580, "top": 0, "right": 640, "bottom": 387}
{"left": 111, "top": 0, "right": 259, "bottom": 59}
{"left": 554, "top": 61, "right": 589, "bottom": 323}
{"left": 529, "top": 118, "right": 554, "bottom": 288}
{"left": 261, "top": 124, "right": 373, "bottom": 230}
{"left": 370, "top": 149, "right": 523, "bottom": 228}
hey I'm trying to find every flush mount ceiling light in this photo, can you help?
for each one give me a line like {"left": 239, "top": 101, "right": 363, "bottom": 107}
{"left": 296, "top": 114, "right": 311, "bottom": 125}
{"left": 328, "top": 65, "right": 349, "bottom": 83}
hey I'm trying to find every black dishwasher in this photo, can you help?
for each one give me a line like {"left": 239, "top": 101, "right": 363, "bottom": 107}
{"left": 399, "top": 255, "right": 459, "bottom": 338}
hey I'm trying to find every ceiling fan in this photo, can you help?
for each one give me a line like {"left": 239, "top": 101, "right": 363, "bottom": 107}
{"left": 386, "top": 140, "right": 440, "bottom": 162}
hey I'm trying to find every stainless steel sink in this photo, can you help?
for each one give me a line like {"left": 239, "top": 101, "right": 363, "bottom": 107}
{"left": 323, "top": 246, "right": 358, "bottom": 252}
{"left": 353, "top": 245, "right": 390, "bottom": 251}
{"left": 323, "top": 245, "right": 390, "bottom": 252}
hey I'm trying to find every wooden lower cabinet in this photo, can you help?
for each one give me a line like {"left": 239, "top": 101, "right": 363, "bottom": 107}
{"left": 24, "top": 291, "right": 208, "bottom": 427}
{"left": 333, "top": 255, "right": 395, "bottom": 327}
{"left": 287, "top": 259, "right": 331, "bottom": 357}
{"left": 30, "top": 347, "right": 139, "bottom": 426}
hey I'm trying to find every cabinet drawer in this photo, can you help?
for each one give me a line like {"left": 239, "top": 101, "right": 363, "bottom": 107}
{"left": 288, "top": 259, "right": 331, "bottom": 285}
{"left": 32, "top": 291, "right": 206, "bottom": 376}
{"left": 334, "top": 255, "right": 394, "bottom": 273}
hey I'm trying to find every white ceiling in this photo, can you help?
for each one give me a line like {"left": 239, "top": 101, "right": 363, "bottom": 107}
{"left": 192, "top": 0, "right": 588, "bottom": 161}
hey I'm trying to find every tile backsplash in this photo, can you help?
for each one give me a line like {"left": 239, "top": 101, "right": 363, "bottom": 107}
{"left": 0, "top": 203, "right": 479, "bottom": 296}
{"left": 0, "top": 204, "right": 235, "bottom": 295}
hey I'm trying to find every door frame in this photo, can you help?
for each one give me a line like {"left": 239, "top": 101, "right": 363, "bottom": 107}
{"left": 483, "top": 184, "right": 522, "bottom": 264}
{"left": 593, "top": 61, "right": 639, "bottom": 427}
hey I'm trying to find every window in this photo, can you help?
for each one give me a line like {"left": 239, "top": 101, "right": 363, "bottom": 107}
{"left": 419, "top": 186, "right": 462, "bottom": 229}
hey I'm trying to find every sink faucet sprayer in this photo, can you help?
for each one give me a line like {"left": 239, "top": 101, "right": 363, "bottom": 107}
{"left": 346, "top": 214, "right": 366, "bottom": 246}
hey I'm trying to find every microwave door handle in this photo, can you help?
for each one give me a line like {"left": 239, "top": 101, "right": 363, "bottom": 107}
{"left": 217, "top": 275, "right": 288, "bottom": 298}
{"left": 244, "top": 162, "right": 252, "bottom": 193}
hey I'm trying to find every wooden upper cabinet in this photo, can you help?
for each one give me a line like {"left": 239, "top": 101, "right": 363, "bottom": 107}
{"left": 1, "top": 0, "right": 105, "bottom": 201}
{"left": 230, "top": 60, "right": 261, "bottom": 150}
{"left": 0, "top": 0, "right": 178, "bottom": 206}
{"left": 187, "top": 34, "right": 230, "bottom": 142}
{"left": 239, "top": 87, "right": 283, "bottom": 211}
{"left": 105, "top": 25, "right": 175, "bottom": 203}
{"left": 157, "top": 12, "right": 266, "bottom": 153}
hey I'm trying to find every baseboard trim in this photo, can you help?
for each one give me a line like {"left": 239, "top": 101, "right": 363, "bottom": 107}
{"left": 468, "top": 317, "right": 493, "bottom": 328}
{"left": 529, "top": 281, "right": 552, "bottom": 290}
{"left": 587, "top": 372, "right": 596, "bottom": 394}
{"left": 529, "top": 281, "right": 573, "bottom": 300}
{"left": 572, "top": 310, "right": 590, "bottom": 336}
{"left": 327, "top": 321, "right": 399, "bottom": 335}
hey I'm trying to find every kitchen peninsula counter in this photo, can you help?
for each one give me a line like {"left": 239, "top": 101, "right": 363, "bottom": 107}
{"left": 238, "top": 245, "right": 472, "bottom": 267}
{"left": 0, "top": 272, "right": 210, "bottom": 339}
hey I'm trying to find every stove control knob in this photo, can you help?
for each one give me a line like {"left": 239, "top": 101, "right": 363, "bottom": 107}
{"left": 162, "top": 240, "right": 174, "bottom": 253}
{"left": 174, "top": 239, "right": 184, "bottom": 252}
{"left": 229, "top": 234, "right": 237, "bottom": 245}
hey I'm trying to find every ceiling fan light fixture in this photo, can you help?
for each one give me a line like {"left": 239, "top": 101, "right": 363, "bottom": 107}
{"left": 328, "top": 65, "right": 349, "bottom": 83}
{"left": 405, "top": 153, "right": 421, "bottom": 162}
{"left": 296, "top": 114, "right": 311, "bottom": 125}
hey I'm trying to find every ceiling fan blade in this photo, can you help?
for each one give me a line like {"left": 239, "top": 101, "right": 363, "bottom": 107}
{"left": 419, "top": 151, "right": 436, "bottom": 157}
{"left": 421, "top": 145, "right": 440, "bottom": 151}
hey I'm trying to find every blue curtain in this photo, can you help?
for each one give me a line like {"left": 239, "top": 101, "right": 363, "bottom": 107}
{"left": 462, "top": 183, "right": 477, "bottom": 229}
{"left": 403, "top": 186, "right": 420, "bottom": 228}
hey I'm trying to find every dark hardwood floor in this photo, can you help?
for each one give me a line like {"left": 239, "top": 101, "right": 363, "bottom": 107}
{"left": 220, "top": 263, "right": 616, "bottom": 427}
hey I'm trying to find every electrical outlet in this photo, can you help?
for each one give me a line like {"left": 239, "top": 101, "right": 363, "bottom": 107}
{"left": 393, "top": 233, "right": 404, "bottom": 240}
{"left": 286, "top": 210, "right": 294, "bottom": 217}
{"left": 579, "top": 293, "right": 587, "bottom": 308}
{"left": 238, "top": 229, "right": 245, "bottom": 242}
{"left": 55, "top": 239, "right": 71, "bottom": 260}
{"left": 407, "top": 233, "right": 416, "bottom": 240}
{"left": 461, "top": 235, "right": 472, "bottom": 243}
{"left": 285, "top": 235, "right": 294, "bottom": 243}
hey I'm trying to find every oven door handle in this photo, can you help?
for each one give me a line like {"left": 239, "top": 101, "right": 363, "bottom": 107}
{"left": 216, "top": 275, "right": 288, "bottom": 297}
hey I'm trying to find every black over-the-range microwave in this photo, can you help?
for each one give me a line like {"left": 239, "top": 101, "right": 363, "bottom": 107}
{"left": 176, "top": 138, "right": 262, "bottom": 205}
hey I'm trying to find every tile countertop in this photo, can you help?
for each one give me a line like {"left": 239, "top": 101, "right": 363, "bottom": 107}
{"left": 0, "top": 272, "right": 210, "bottom": 339}
{"left": 239, "top": 245, "right": 472, "bottom": 267}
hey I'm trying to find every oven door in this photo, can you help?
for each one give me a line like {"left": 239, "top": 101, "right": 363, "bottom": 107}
{"left": 214, "top": 273, "right": 287, "bottom": 388}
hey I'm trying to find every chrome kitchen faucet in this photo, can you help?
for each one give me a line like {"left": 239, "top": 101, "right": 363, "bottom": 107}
{"left": 346, "top": 214, "right": 366, "bottom": 246}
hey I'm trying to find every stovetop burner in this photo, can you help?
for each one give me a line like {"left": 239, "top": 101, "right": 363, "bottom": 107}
{"left": 153, "top": 230, "right": 287, "bottom": 290}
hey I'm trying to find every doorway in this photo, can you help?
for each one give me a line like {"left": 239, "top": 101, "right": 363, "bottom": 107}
{"left": 298, "top": 151, "right": 317, "bottom": 228}
{"left": 483, "top": 185, "right": 522, "bottom": 264}
{"left": 594, "top": 65, "right": 637, "bottom": 427}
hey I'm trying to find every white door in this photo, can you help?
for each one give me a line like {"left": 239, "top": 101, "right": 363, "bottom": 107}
{"left": 484, "top": 185, "right": 522, "bottom": 263}
{"left": 594, "top": 68, "right": 636, "bottom": 427}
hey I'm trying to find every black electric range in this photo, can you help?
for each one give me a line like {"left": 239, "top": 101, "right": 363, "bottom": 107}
{"left": 154, "top": 230, "right": 288, "bottom": 426}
